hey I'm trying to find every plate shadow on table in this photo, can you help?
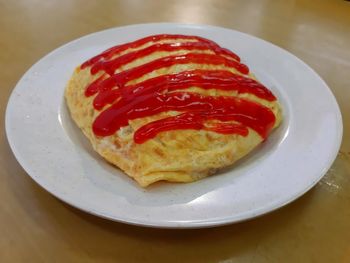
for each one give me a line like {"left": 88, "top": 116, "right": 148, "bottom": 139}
{"left": 61, "top": 187, "right": 316, "bottom": 261}
{"left": 1, "top": 131, "right": 330, "bottom": 262}
{"left": 28, "top": 171, "right": 316, "bottom": 262}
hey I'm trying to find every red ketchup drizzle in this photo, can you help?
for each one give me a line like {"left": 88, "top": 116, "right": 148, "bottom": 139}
{"left": 85, "top": 53, "right": 249, "bottom": 96}
{"left": 134, "top": 112, "right": 250, "bottom": 144}
{"left": 81, "top": 34, "right": 241, "bottom": 69}
{"left": 90, "top": 41, "right": 242, "bottom": 75}
{"left": 81, "top": 35, "right": 277, "bottom": 143}
{"left": 92, "top": 70, "right": 276, "bottom": 111}
{"left": 93, "top": 92, "right": 275, "bottom": 142}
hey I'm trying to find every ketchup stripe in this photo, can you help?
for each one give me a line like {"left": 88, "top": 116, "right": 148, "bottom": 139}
{"left": 90, "top": 41, "right": 242, "bottom": 75}
{"left": 92, "top": 69, "right": 276, "bottom": 110}
{"left": 80, "top": 34, "right": 277, "bottom": 143}
{"left": 92, "top": 92, "right": 276, "bottom": 140}
{"left": 85, "top": 53, "right": 249, "bottom": 97}
{"left": 81, "top": 34, "right": 241, "bottom": 69}
{"left": 134, "top": 113, "right": 249, "bottom": 144}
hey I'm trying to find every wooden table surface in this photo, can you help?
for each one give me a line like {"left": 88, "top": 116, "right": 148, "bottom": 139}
{"left": 1, "top": 0, "right": 350, "bottom": 262}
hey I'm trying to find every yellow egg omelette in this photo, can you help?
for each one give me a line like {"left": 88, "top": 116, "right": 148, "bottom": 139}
{"left": 65, "top": 34, "right": 282, "bottom": 187}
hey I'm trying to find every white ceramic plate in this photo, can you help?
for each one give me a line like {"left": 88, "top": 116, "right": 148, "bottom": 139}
{"left": 6, "top": 23, "right": 342, "bottom": 228}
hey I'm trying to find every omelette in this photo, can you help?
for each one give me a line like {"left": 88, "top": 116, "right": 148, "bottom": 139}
{"left": 65, "top": 34, "right": 282, "bottom": 187}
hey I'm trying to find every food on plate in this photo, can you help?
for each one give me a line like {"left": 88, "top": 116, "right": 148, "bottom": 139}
{"left": 65, "top": 34, "right": 282, "bottom": 187}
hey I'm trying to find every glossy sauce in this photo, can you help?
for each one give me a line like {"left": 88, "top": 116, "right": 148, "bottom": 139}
{"left": 85, "top": 53, "right": 249, "bottom": 96}
{"left": 91, "top": 70, "right": 276, "bottom": 111}
{"left": 81, "top": 34, "right": 241, "bottom": 69}
{"left": 81, "top": 34, "right": 277, "bottom": 143}
{"left": 89, "top": 41, "right": 244, "bottom": 75}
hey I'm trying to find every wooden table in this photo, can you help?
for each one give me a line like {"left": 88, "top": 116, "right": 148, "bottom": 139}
{"left": 1, "top": 0, "right": 350, "bottom": 262}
